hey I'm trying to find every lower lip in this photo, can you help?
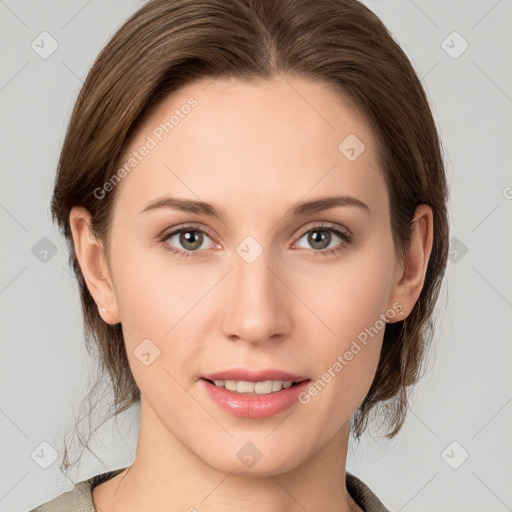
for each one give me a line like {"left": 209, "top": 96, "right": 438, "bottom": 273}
{"left": 201, "top": 379, "right": 310, "bottom": 419}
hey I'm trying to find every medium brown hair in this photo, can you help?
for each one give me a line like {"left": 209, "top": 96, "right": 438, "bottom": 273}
{"left": 52, "top": 0, "right": 449, "bottom": 473}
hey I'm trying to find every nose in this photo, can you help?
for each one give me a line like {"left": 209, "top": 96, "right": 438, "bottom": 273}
{"left": 220, "top": 247, "right": 292, "bottom": 345}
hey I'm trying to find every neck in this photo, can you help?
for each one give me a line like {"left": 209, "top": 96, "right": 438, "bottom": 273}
{"left": 93, "top": 398, "right": 361, "bottom": 512}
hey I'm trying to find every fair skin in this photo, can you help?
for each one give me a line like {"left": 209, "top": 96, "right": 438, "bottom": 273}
{"left": 70, "top": 75, "right": 433, "bottom": 512}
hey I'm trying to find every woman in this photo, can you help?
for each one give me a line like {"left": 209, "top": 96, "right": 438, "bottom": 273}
{"left": 32, "top": 0, "right": 448, "bottom": 510}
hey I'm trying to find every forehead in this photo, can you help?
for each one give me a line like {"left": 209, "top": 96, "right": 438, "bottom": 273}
{"left": 112, "top": 75, "right": 386, "bottom": 219}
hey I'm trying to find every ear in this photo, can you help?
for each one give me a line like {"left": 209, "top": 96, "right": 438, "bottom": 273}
{"left": 387, "top": 204, "right": 434, "bottom": 321}
{"left": 69, "top": 206, "right": 120, "bottom": 324}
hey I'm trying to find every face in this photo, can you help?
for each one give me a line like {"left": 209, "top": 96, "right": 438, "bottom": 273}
{"left": 90, "top": 76, "right": 405, "bottom": 475}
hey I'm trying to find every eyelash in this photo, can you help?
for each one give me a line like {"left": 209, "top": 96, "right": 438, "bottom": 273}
{"left": 158, "top": 223, "right": 352, "bottom": 259}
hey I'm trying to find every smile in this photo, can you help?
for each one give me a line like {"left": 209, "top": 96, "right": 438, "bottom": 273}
{"left": 206, "top": 379, "right": 298, "bottom": 394}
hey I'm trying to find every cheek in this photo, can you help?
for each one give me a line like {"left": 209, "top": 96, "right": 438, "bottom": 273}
{"left": 110, "top": 251, "right": 203, "bottom": 414}
{"left": 109, "top": 243, "right": 211, "bottom": 386}
{"left": 294, "top": 246, "right": 395, "bottom": 411}
{"left": 299, "top": 247, "right": 395, "bottom": 343}
{"left": 110, "top": 240, "right": 203, "bottom": 336}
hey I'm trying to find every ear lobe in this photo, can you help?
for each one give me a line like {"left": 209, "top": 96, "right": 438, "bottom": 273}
{"left": 388, "top": 204, "right": 434, "bottom": 320}
{"left": 69, "top": 206, "right": 120, "bottom": 324}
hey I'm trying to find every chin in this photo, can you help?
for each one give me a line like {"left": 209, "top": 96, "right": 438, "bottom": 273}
{"left": 195, "top": 438, "right": 309, "bottom": 477}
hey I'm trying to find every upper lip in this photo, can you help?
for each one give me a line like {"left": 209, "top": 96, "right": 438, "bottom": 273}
{"left": 202, "top": 368, "right": 309, "bottom": 383}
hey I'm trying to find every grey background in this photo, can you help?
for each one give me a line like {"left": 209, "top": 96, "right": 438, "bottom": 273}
{"left": 1, "top": 1, "right": 511, "bottom": 511}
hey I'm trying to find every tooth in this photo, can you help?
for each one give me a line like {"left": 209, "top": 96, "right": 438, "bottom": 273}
{"left": 224, "top": 380, "right": 238, "bottom": 392}
{"left": 237, "top": 381, "right": 255, "bottom": 393}
{"left": 214, "top": 379, "right": 295, "bottom": 394}
{"left": 272, "top": 380, "right": 283, "bottom": 392}
{"left": 254, "top": 380, "right": 273, "bottom": 394}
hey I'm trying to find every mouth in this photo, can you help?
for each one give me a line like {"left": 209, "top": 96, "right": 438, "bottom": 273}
{"left": 200, "top": 375, "right": 311, "bottom": 418}
{"left": 202, "top": 378, "right": 307, "bottom": 395}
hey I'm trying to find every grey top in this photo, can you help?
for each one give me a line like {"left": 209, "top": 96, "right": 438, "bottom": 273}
{"left": 31, "top": 468, "right": 391, "bottom": 512}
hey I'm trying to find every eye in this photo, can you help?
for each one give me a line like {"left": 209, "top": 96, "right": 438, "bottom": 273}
{"left": 294, "top": 223, "right": 352, "bottom": 256}
{"left": 159, "top": 225, "right": 217, "bottom": 257}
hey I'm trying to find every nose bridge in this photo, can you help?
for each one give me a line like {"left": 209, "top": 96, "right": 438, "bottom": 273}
{"left": 220, "top": 241, "right": 290, "bottom": 343}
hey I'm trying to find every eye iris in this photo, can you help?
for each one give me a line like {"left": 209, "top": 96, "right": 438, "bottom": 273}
{"left": 309, "top": 229, "right": 330, "bottom": 250}
{"left": 180, "top": 230, "right": 202, "bottom": 250}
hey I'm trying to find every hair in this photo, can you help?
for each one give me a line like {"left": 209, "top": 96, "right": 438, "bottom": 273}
{"left": 51, "top": 0, "right": 449, "bottom": 474}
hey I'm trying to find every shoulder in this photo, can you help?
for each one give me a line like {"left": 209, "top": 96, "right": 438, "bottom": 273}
{"left": 346, "top": 471, "right": 392, "bottom": 512}
{"left": 29, "top": 468, "right": 127, "bottom": 512}
{"left": 29, "top": 481, "right": 94, "bottom": 512}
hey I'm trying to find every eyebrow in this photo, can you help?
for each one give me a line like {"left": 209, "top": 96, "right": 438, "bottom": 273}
{"left": 139, "top": 194, "right": 370, "bottom": 219}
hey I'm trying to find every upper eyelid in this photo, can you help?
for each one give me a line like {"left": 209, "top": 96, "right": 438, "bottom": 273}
{"left": 296, "top": 222, "right": 350, "bottom": 237}
{"left": 160, "top": 223, "right": 214, "bottom": 239}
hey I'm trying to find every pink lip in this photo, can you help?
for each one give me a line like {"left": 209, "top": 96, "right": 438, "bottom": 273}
{"left": 202, "top": 368, "right": 309, "bottom": 383}
{"left": 200, "top": 370, "right": 311, "bottom": 419}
